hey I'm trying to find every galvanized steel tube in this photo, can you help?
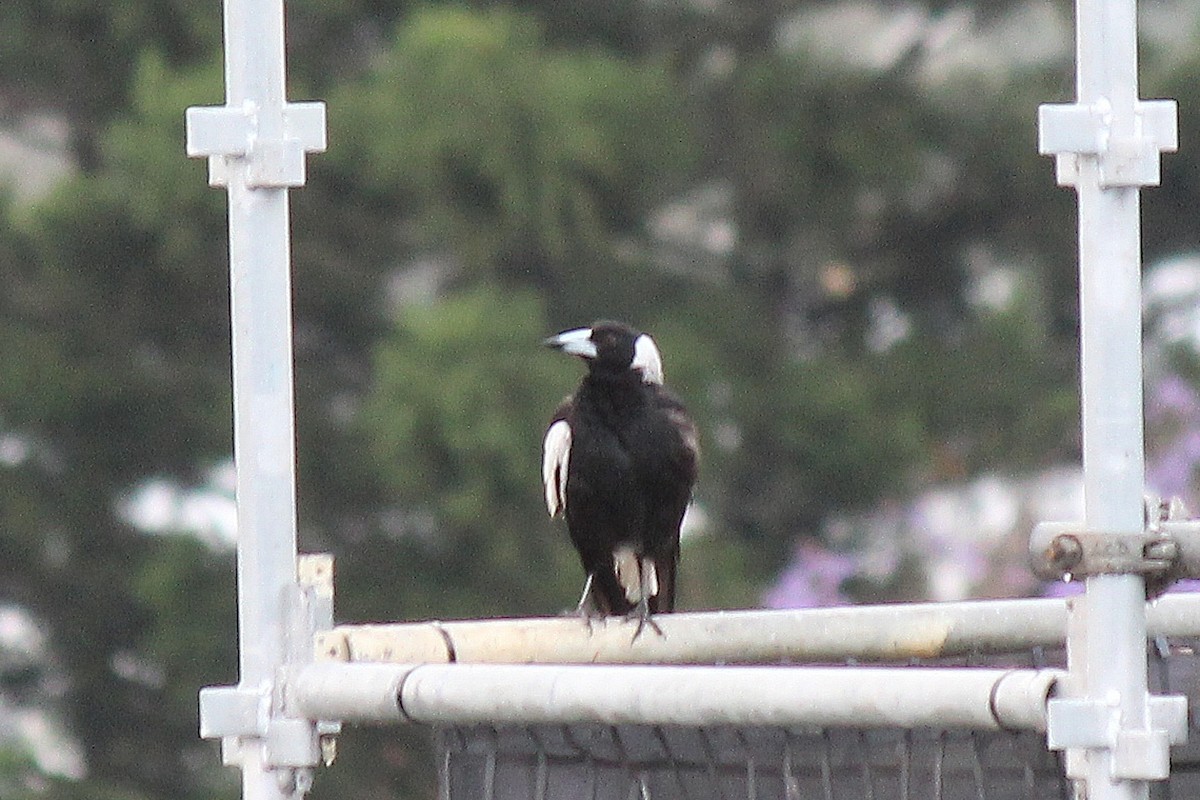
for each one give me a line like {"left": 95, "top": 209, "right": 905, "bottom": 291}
{"left": 317, "top": 593, "right": 1200, "bottom": 667}
{"left": 1073, "top": 1, "right": 1153, "bottom": 797}
{"left": 292, "top": 662, "right": 1064, "bottom": 732}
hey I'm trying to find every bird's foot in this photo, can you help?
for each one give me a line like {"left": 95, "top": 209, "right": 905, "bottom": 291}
{"left": 570, "top": 574, "right": 604, "bottom": 634}
{"left": 574, "top": 603, "right": 606, "bottom": 635}
{"left": 557, "top": 604, "right": 599, "bottom": 630}
{"left": 625, "top": 597, "right": 664, "bottom": 642}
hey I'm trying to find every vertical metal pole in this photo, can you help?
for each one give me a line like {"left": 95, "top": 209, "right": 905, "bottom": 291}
{"left": 228, "top": 1, "right": 296, "bottom": 796}
{"left": 1038, "top": 1, "right": 1182, "bottom": 797}
{"left": 222, "top": 0, "right": 295, "bottom": 696}
{"left": 187, "top": 0, "right": 326, "bottom": 797}
{"left": 1077, "top": 3, "right": 1147, "bottom": 799}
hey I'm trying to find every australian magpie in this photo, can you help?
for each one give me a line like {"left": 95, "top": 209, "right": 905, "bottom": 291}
{"left": 542, "top": 321, "right": 699, "bottom": 635}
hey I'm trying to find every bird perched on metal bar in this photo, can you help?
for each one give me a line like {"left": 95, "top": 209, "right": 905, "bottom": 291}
{"left": 542, "top": 321, "right": 699, "bottom": 637}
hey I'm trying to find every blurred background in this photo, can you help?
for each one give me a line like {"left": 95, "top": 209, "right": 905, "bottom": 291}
{"left": 3, "top": 0, "right": 1200, "bottom": 796}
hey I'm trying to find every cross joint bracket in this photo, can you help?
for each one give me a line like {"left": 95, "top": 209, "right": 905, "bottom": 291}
{"left": 185, "top": 100, "right": 326, "bottom": 189}
{"left": 1047, "top": 694, "right": 1188, "bottom": 780}
{"left": 198, "top": 554, "right": 339, "bottom": 795}
{"left": 1038, "top": 98, "right": 1177, "bottom": 188}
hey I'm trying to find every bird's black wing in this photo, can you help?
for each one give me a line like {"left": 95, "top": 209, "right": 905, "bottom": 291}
{"left": 544, "top": 396, "right": 640, "bottom": 614}
{"left": 643, "top": 386, "right": 699, "bottom": 613}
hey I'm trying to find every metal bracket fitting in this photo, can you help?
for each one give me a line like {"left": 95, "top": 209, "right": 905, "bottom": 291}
{"left": 1030, "top": 497, "right": 1200, "bottom": 589}
{"left": 1038, "top": 98, "right": 1177, "bottom": 188}
{"left": 200, "top": 554, "right": 339, "bottom": 788}
{"left": 186, "top": 100, "right": 326, "bottom": 188}
{"left": 1047, "top": 694, "right": 1189, "bottom": 780}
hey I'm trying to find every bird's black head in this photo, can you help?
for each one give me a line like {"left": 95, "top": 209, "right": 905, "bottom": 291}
{"left": 544, "top": 320, "right": 664, "bottom": 384}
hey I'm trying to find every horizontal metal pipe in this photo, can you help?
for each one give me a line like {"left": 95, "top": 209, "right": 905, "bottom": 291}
{"left": 288, "top": 663, "right": 412, "bottom": 722}
{"left": 314, "top": 594, "right": 1200, "bottom": 666}
{"left": 291, "top": 662, "right": 1064, "bottom": 731}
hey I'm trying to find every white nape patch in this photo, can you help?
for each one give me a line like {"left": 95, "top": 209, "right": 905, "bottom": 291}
{"left": 541, "top": 420, "right": 571, "bottom": 517}
{"left": 613, "top": 546, "right": 643, "bottom": 604}
{"left": 632, "top": 334, "right": 664, "bottom": 384}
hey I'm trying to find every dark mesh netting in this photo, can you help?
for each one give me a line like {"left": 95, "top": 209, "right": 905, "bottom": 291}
{"left": 438, "top": 725, "right": 1066, "bottom": 800}
{"left": 435, "top": 639, "right": 1200, "bottom": 800}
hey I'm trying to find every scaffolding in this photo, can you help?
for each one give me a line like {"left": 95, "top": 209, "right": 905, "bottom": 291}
{"left": 184, "top": 0, "right": 1197, "bottom": 798}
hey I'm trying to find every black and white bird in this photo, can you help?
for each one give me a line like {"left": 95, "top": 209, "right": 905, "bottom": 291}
{"left": 542, "top": 321, "right": 699, "bottom": 635}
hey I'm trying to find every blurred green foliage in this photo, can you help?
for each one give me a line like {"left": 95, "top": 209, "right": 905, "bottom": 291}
{"left": 358, "top": 286, "right": 583, "bottom": 618}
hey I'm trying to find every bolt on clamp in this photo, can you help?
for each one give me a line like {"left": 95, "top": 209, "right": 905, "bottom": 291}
{"left": 1030, "top": 497, "right": 1200, "bottom": 594}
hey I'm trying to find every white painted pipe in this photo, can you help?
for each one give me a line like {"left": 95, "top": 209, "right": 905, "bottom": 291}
{"left": 289, "top": 663, "right": 412, "bottom": 723}
{"left": 292, "top": 662, "right": 1064, "bottom": 732}
{"left": 220, "top": 1, "right": 301, "bottom": 798}
{"left": 1073, "top": 0, "right": 1154, "bottom": 797}
{"left": 316, "top": 593, "right": 1200, "bottom": 667}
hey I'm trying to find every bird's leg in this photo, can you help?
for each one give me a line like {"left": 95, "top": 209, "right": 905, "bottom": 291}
{"left": 575, "top": 572, "right": 595, "bottom": 611}
{"left": 626, "top": 560, "right": 665, "bottom": 642}
{"left": 572, "top": 573, "right": 604, "bottom": 633}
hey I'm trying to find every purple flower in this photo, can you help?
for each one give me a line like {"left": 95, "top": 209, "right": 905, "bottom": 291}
{"left": 763, "top": 541, "right": 856, "bottom": 608}
{"left": 1148, "top": 374, "right": 1199, "bottom": 419}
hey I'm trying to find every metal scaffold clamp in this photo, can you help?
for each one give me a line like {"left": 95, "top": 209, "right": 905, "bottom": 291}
{"left": 1039, "top": 97, "right": 1177, "bottom": 188}
{"left": 186, "top": 100, "right": 326, "bottom": 189}
{"left": 199, "top": 555, "right": 340, "bottom": 796}
{"left": 1047, "top": 691, "right": 1188, "bottom": 782}
{"left": 1031, "top": 497, "right": 1200, "bottom": 591}
{"left": 1030, "top": 497, "right": 1194, "bottom": 783}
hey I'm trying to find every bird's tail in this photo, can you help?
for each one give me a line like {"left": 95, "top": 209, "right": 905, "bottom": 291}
{"left": 650, "top": 550, "right": 677, "bottom": 613}
{"left": 608, "top": 547, "right": 677, "bottom": 614}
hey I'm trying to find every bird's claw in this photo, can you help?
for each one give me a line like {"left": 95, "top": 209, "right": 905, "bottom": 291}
{"left": 626, "top": 598, "right": 664, "bottom": 642}
{"left": 558, "top": 604, "right": 601, "bottom": 633}
{"left": 575, "top": 603, "right": 604, "bottom": 634}
{"left": 569, "top": 574, "right": 606, "bottom": 634}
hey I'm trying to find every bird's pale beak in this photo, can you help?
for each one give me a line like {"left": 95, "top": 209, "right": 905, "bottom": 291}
{"left": 544, "top": 327, "right": 597, "bottom": 359}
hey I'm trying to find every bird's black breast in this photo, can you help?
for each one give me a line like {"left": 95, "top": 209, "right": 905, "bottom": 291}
{"left": 563, "top": 376, "right": 695, "bottom": 556}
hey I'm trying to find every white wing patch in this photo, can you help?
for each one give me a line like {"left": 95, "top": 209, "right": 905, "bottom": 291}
{"left": 542, "top": 420, "right": 572, "bottom": 517}
{"left": 632, "top": 334, "right": 664, "bottom": 384}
